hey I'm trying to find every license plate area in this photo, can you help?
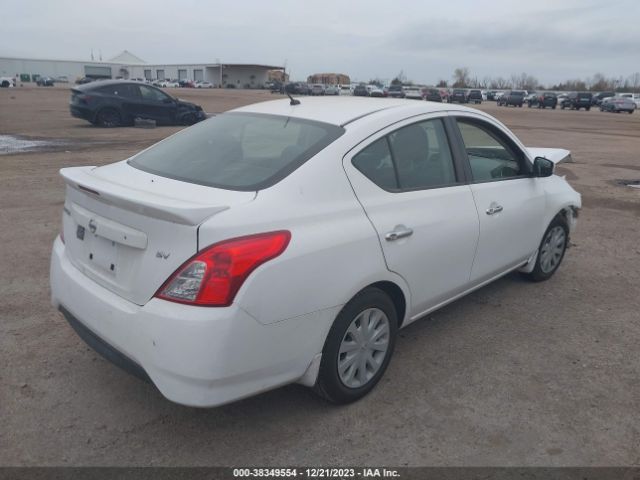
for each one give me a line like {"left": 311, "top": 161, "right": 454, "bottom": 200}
{"left": 87, "top": 235, "right": 118, "bottom": 274}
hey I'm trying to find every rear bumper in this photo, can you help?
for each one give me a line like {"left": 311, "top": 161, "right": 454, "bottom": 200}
{"left": 50, "top": 237, "right": 336, "bottom": 407}
{"left": 70, "top": 105, "right": 93, "bottom": 121}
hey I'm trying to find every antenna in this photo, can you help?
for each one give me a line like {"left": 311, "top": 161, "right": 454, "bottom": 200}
{"left": 286, "top": 91, "right": 300, "bottom": 106}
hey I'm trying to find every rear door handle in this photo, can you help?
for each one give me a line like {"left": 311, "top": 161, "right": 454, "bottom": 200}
{"left": 486, "top": 205, "right": 503, "bottom": 215}
{"left": 385, "top": 225, "right": 414, "bottom": 241}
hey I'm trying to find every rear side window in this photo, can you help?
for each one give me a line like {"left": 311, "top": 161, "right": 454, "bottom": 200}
{"left": 352, "top": 118, "right": 457, "bottom": 191}
{"left": 97, "top": 84, "right": 138, "bottom": 98}
{"left": 129, "top": 113, "right": 344, "bottom": 191}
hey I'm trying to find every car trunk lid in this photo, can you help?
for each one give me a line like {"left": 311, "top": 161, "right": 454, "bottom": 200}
{"left": 60, "top": 162, "right": 256, "bottom": 305}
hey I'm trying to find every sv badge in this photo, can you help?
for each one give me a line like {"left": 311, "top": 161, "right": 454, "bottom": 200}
{"left": 156, "top": 251, "right": 170, "bottom": 260}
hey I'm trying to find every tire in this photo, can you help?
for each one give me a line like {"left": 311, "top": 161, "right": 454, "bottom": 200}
{"left": 629, "top": 110, "right": 634, "bottom": 114}
{"left": 552, "top": 105, "right": 556, "bottom": 109}
{"left": 522, "top": 215, "right": 569, "bottom": 282}
{"left": 1, "top": 80, "right": 9, "bottom": 88}
{"left": 95, "top": 108, "right": 121, "bottom": 127}
{"left": 182, "top": 113, "right": 197, "bottom": 125}
{"left": 314, "top": 287, "right": 398, "bottom": 404}
{"left": 586, "top": 107, "right": 591, "bottom": 111}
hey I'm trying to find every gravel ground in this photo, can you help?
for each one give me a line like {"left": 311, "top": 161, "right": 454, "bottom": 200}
{"left": 0, "top": 87, "right": 638, "bottom": 466}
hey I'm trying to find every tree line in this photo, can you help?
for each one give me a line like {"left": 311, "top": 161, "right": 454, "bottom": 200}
{"left": 381, "top": 68, "right": 640, "bottom": 92}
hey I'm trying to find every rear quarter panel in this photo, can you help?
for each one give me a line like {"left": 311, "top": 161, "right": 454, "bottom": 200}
{"left": 197, "top": 137, "right": 411, "bottom": 327}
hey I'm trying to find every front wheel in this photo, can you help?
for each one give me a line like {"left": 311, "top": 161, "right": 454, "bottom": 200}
{"left": 314, "top": 287, "right": 398, "bottom": 404}
{"left": 522, "top": 216, "right": 569, "bottom": 282}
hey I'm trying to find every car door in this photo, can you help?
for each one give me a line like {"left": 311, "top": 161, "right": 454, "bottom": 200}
{"left": 451, "top": 115, "right": 546, "bottom": 283}
{"left": 343, "top": 115, "right": 480, "bottom": 319}
{"left": 136, "top": 84, "right": 177, "bottom": 124}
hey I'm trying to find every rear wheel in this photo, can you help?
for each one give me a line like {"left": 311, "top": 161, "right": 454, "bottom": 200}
{"left": 314, "top": 287, "right": 398, "bottom": 404}
{"left": 96, "top": 108, "right": 121, "bottom": 127}
{"left": 522, "top": 215, "right": 569, "bottom": 282}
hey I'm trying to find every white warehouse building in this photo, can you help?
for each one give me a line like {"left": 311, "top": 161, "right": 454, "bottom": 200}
{"left": 0, "top": 50, "right": 283, "bottom": 88}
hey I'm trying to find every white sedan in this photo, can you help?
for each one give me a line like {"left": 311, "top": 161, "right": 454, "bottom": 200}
{"left": 50, "top": 97, "right": 581, "bottom": 407}
{"left": 196, "top": 81, "right": 214, "bottom": 88}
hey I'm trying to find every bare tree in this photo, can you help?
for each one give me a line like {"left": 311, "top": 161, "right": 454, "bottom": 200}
{"left": 452, "top": 67, "right": 470, "bottom": 88}
{"left": 628, "top": 72, "right": 640, "bottom": 93}
{"left": 436, "top": 79, "right": 448, "bottom": 88}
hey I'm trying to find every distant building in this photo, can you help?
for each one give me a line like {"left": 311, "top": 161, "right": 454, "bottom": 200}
{"left": 307, "top": 73, "right": 350, "bottom": 85}
{"left": 0, "top": 50, "right": 284, "bottom": 88}
{"left": 268, "top": 70, "right": 289, "bottom": 83}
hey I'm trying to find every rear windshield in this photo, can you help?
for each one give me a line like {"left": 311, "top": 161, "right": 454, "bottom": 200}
{"left": 128, "top": 112, "right": 344, "bottom": 191}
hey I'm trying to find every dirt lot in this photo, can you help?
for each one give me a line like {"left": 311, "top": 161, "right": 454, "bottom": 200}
{"left": 1, "top": 87, "right": 638, "bottom": 466}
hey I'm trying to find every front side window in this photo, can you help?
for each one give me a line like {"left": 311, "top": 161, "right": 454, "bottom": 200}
{"left": 129, "top": 113, "right": 344, "bottom": 191}
{"left": 352, "top": 118, "right": 457, "bottom": 191}
{"left": 139, "top": 85, "right": 170, "bottom": 102}
{"left": 456, "top": 119, "right": 526, "bottom": 182}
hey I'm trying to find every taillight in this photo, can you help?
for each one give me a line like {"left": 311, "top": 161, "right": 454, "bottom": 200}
{"left": 156, "top": 231, "right": 291, "bottom": 307}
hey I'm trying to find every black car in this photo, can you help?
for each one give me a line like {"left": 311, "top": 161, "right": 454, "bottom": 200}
{"left": 486, "top": 90, "right": 498, "bottom": 100}
{"left": 498, "top": 90, "right": 525, "bottom": 107}
{"left": 353, "top": 84, "right": 370, "bottom": 97}
{"left": 387, "top": 85, "right": 405, "bottom": 98}
{"left": 36, "top": 76, "right": 55, "bottom": 86}
{"left": 561, "top": 92, "right": 592, "bottom": 111}
{"left": 530, "top": 92, "right": 558, "bottom": 109}
{"left": 284, "top": 82, "right": 310, "bottom": 95}
{"left": 69, "top": 80, "right": 206, "bottom": 127}
{"left": 423, "top": 88, "right": 443, "bottom": 102}
{"left": 467, "top": 89, "right": 482, "bottom": 104}
{"left": 592, "top": 91, "right": 615, "bottom": 106}
{"left": 449, "top": 89, "right": 467, "bottom": 103}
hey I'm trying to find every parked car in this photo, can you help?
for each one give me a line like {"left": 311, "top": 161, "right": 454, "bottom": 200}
{"left": 591, "top": 91, "right": 615, "bottom": 106}
{"left": 55, "top": 76, "right": 69, "bottom": 83}
{"left": 494, "top": 91, "right": 506, "bottom": 101}
{"left": 196, "top": 81, "right": 214, "bottom": 89}
{"left": 529, "top": 92, "right": 558, "bottom": 109}
{"left": 467, "top": 89, "right": 483, "bottom": 104}
{"left": 423, "top": 88, "right": 443, "bottom": 102}
{"left": 179, "top": 80, "right": 195, "bottom": 88}
{"left": 524, "top": 92, "right": 537, "bottom": 104}
{"left": 618, "top": 92, "right": 640, "bottom": 108}
{"left": 449, "top": 89, "right": 467, "bottom": 103}
{"left": 369, "top": 87, "right": 385, "bottom": 98}
{"left": 387, "top": 84, "right": 405, "bottom": 98}
{"left": 486, "top": 91, "right": 498, "bottom": 101}
{"left": 36, "top": 76, "right": 55, "bottom": 86}
{"left": 75, "top": 77, "right": 94, "bottom": 85}
{"left": 285, "top": 82, "right": 310, "bottom": 95}
{"left": 561, "top": 92, "right": 593, "bottom": 111}
{"left": 310, "top": 84, "right": 326, "bottom": 96}
{"left": 404, "top": 87, "right": 423, "bottom": 100}
{"left": 324, "top": 85, "right": 340, "bottom": 96}
{"left": 0, "top": 76, "right": 15, "bottom": 88}
{"left": 600, "top": 96, "right": 636, "bottom": 114}
{"left": 160, "top": 80, "right": 180, "bottom": 88}
{"left": 498, "top": 91, "right": 525, "bottom": 107}
{"left": 51, "top": 97, "right": 581, "bottom": 407}
{"left": 69, "top": 80, "right": 206, "bottom": 127}
{"left": 339, "top": 85, "right": 351, "bottom": 95}
{"left": 353, "top": 84, "right": 370, "bottom": 96}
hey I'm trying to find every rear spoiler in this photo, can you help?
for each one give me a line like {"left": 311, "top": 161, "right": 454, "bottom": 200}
{"left": 60, "top": 166, "right": 229, "bottom": 226}
{"left": 526, "top": 148, "right": 573, "bottom": 165}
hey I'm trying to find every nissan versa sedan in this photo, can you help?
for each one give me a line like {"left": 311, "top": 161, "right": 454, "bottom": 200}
{"left": 50, "top": 97, "right": 581, "bottom": 407}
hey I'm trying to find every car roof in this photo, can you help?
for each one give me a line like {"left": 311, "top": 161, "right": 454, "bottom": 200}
{"left": 74, "top": 79, "right": 149, "bottom": 91}
{"left": 231, "top": 97, "right": 481, "bottom": 127}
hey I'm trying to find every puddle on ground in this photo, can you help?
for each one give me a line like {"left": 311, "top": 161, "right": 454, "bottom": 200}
{"left": 0, "top": 135, "right": 69, "bottom": 155}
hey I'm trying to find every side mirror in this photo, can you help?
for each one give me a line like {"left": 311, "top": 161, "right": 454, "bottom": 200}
{"left": 533, "top": 157, "right": 554, "bottom": 177}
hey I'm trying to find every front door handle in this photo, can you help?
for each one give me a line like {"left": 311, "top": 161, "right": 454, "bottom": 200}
{"left": 385, "top": 225, "right": 414, "bottom": 241}
{"left": 486, "top": 204, "right": 503, "bottom": 215}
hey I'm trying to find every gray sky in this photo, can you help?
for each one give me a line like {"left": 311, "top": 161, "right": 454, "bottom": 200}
{"left": 2, "top": 0, "right": 638, "bottom": 85}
